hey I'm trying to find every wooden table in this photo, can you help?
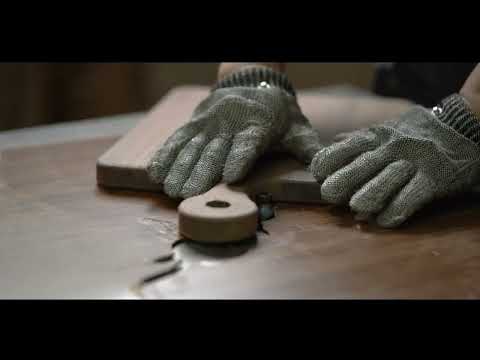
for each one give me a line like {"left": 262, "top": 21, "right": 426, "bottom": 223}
{"left": 2, "top": 86, "right": 480, "bottom": 299}
{"left": 0, "top": 113, "right": 181, "bottom": 299}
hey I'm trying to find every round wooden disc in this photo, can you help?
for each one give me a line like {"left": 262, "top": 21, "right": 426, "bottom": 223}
{"left": 178, "top": 184, "right": 258, "bottom": 243}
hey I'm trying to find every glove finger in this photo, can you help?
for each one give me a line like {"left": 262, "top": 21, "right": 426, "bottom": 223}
{"left": 320, "top": 147, "right": 390, "bottom": 205}
{"left": 223, "top": 125, "right": 267, "bottom": 183}
{"left": 376, "top": 173, "right": 435, "bottom": 228}
{"left": 332, "top": 129, "right": 370, "bottom": 143}
{"left": 147, "top": 121, "right": 203, "bottom": 184}
{"left": 349, "top": 160, "right": 415, "bottom": 214}
{"left": 311, "top": 133, "right": 379, "bottom": 183}
{"left": 163, "top": 133, "right": 209, "bottom": 198}
{"left": 180, "top": 137, "right": 231, "bottom": 198}
{"left": 281, "top": 122, "right": 323, "bottom": 164}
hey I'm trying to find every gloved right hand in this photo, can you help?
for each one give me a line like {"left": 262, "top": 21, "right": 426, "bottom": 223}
{"left": 310, "top": 94, "right": 480, "bottom": 228}
{"left": 147, "top": 84, "right": 321, "bottom": 199}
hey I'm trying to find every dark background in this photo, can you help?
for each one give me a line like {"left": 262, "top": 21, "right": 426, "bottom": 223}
{"left": 0, "top": 63, "right": 374, "bottom": 131}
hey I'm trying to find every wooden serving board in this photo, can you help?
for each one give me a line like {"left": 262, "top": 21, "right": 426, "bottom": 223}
{"left": 96, "top": 86, "right": 415, "bottom": 242}
{"left": 96, "top": 86, "right": 414, "bottom": 242}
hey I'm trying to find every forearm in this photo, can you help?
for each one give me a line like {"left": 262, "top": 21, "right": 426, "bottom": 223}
{"left": 460, "top": 63, "right": 480, "bottom": 117}
{"left": 217, "top": 63, "right": 286, "bottom": 80}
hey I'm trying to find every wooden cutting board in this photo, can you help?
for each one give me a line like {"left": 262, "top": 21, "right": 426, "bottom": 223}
{"left": 96, "top": 86, "right": 413, "bottom": 242}
{"left": 97, "top": 86, "right": 412, "bottom": 195}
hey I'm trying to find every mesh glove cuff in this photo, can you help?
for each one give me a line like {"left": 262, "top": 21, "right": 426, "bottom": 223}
{"left": 212, "top": 66, "right": 296, "bottom": 97}
{"left": 435, "top": 94, "right": 480, "bottom": 145}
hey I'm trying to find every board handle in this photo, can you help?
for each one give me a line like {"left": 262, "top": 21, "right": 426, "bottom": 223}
{"left": 178, "top": 183, "right": 258, "bottom": 243}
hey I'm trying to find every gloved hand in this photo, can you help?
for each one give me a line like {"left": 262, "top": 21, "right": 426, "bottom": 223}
{"left": 311, "top": 94, "right": 480, "bottom": 228}
{"left": 147, "top": 69, "right": 321, "bottom": 199}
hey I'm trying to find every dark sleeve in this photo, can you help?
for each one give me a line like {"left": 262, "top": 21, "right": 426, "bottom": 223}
{"left": 373, "top": 63, "right": 477, "bottom": 108}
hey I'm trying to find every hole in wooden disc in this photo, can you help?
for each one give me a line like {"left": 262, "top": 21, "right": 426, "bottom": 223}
{"left": 206, "top": 200, "right": 230, "bottom": 208}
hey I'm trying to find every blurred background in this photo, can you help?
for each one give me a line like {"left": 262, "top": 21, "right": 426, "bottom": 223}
{"left": 0, "top": 63, "right": 374, "bottom": 131}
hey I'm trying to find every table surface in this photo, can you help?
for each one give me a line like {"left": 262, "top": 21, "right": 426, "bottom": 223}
{"left": 2, "top": 86, "right": 480, "bottom": 299}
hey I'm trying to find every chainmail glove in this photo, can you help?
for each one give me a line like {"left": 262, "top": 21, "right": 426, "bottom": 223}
{"left": 311, "top": 94, "right": 480, "bottom": 228}
{"left": 147, "top": 72, "right": 321, "bottom": 199}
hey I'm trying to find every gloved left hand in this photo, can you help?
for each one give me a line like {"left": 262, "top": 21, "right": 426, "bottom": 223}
{"left": 310, "top": 94, "right": 480, "bottom": 228}
{"left": 147, "top": 67, "right": 322, "bottom": 199}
